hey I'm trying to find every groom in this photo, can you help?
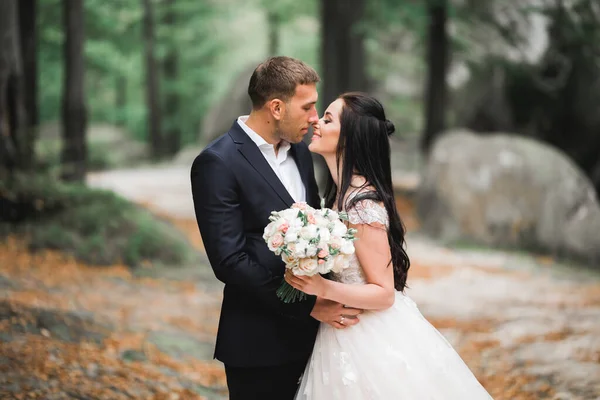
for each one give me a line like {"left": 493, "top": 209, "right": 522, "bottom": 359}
{"left": 191, "top": 56, "right": 361, "bottom": 399}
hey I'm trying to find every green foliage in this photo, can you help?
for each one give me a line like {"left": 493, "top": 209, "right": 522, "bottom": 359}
{"left": 37, "top": 0, "right": 223, "bottom": 148}
{"left": 156, "top": 0, "right": 224, "bottom": 146}
{"left": 248, "top": 0, "right": 317, "bottom": 28}
{"left": 0, "top": 174, "right": 196, "bottom": 267}
{"left": 367, "top": 0, "right": 429, "bottom": 41}
{"left": 38, "top": 0, "right": 63, "bottom": 123}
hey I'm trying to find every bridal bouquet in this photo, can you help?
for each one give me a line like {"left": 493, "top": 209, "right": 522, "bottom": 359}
{"left": 263, "top": 201, "right": 357, "bottom": 303}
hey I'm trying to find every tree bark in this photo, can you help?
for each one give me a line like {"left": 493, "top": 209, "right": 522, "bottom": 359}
{"left": 267, "top": 10, "right": 280, "bottom": 56}
{"left": 61, "top": 0, "right": 88, "bottom": 183}
{"left": 162, "top": 0, "right": 180, "bottom": 156}
{"left": 320, "top": 0, "right": 368, "bottom": 112}
{"left": 19, "top": 0, "right": 38, "bottom": 129}
{"left": 142, "top": 0, "right": 163, "bottom": 160}
{"left": 421, "top": 0, "right": 449, "bottom": 154}
{"left": 115, "top": 75, "right": 127, "bottom": 126}
{"left": 0, "top": 0, "right": 17, "bottom": 176}
{"left": 0, "top": 0, "right": 30, "bottom": 177}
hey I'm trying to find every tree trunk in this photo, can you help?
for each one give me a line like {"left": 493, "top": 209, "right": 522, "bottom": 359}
{"left": 421, "top": 0, "right": 449, "bottom": 154}
{"left": 320, "top": 0, "right": 368, "bottom": 112}
{"left": 142, "top": 0, "right": 163, "bottom": 160}
{"left": 61, "top": 0, "right": 87, "bottom": 183}
{"left": 267, "top": 10, "right": 280, "bottom": 56}
{"left": 115, "top": 76, "right": 126, "bottom": 126}
{"left": 0, "top": 0, "right": 30, "bottom": 178}
{"left": 162, "top": 0, "right": 180, "bottom": 156}
{"left": 19, "top": 0, "right": 38, "bottom": 129}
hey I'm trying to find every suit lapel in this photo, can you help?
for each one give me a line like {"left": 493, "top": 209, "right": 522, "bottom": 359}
{"left": 229, "top": 122, "right": 295, "bottom": 207}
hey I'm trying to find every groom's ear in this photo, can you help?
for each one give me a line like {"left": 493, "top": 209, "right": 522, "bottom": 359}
{"left": 269, "top": 99, "right": 286, "bottom": 121}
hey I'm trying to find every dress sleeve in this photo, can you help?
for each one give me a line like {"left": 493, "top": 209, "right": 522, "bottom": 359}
{"left": 346, "top": 199, "right": 389, "bottom": 228}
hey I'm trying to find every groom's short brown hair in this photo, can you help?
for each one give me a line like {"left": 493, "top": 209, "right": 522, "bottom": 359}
{"left": 248, "top": 56, "right": 320, "bottom": 109}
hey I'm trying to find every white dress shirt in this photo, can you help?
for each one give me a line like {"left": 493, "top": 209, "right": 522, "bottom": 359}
{"left": 237, "top": 116, "right": 306, "bottom": 202}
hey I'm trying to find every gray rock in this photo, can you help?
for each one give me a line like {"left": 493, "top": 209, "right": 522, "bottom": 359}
{"left": 0, "top": 300, "right": 110, "bottom": 344}
{"left": 148, "top": 330, "right": 215, "bottom": 361}
{"left": 416, "top": 129, "right": 600, "bottom": 264}
{"left": 0, "top": 274, "right": 17, "bottom": 290}
{"left": 199, "top": 64, "right": 256, "bottom": 144}
{"left": 86, "top": 362, "right": 99, "bottom": 378}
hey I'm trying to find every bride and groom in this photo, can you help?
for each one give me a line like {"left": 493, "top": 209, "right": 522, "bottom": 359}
{"left": 191, "top": 56, "right": 492, "bottom": 399}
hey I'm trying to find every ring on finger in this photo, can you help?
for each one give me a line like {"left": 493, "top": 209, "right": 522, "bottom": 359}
{"left": 340, "top": 315, "right": 346, "bottom": 325}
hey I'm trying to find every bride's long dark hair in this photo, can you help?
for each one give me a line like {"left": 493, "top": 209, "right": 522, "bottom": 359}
{"left": 323, "top": 92, "right": 410, "bottom": 292}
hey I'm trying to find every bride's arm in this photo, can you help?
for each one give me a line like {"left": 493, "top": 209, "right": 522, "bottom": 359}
{"left": 285, "top": 221, "right": 396, "bottom": 311}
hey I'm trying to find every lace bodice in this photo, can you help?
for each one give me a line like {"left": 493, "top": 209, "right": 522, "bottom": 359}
{"left": 329, "top": 198, "right": 389, "bottom": 285}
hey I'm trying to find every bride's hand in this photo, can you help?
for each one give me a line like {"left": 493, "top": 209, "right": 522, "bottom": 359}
{"left": 284, "top": 270, "right": 327, "bottom": 297}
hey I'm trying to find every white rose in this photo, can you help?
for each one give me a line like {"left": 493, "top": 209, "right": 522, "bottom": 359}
{"left": 294, "top": 239, "right": 309, "bottom": 258}
{"left": 300, "top": 225, "right": 318, "bottom": 240}
{"left": 317, "top": 258, "right": 333, "bottom": 274}
{"left": 284, "top": 228, "right": 298, "bottom": 243}
{"left": 331, "top": 221, "right": 347, "bottom": 237}
{"left": 314, "top": 212, "right": 329, "bottom": 227}
{"left": 291, "top": 216, "right": 304, "bottom": 229}
{"left": 340, "top": 240, "right": 355, "bottom": 255}
{"left": 305, "top": 244, "right": 318, "bottom": 257}
{"left": 294, "top": 258, "right": 319, "bottom": 276}
{"left": 281, "top": 209, "right": 298, "bottom": 221}
{"left": 279, "top": 210, "right": 297, "bottom": 227}
{"left": 263, "top": 220, "right": 277, "bottom": 240}
{"left": 331, "top": 254, "right": 351, "bottom": 273}
{"left": 327, "top": 210, "right": 340, "bottom": 221}
{"left": 318, "top": 227, "right": 331, "bottom": 243}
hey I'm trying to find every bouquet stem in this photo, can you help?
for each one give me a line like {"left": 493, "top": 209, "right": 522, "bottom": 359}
{"left": 276, "top": 279, "right": 307, "bottom": 303}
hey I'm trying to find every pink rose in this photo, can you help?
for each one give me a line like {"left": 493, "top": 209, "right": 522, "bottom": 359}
{"left": 318, "top": 259, "right": 325, "bottom": 264}
{"left": 330, "top": 241, "right": 341, "bottom": 250}
{"left": 269, "top": 233, "right": 284, "bottom": 251}
{"left": 317, "top": 249, "right": 329, "bottom": 259}
{"left": 307, "top": 212, "right": 316, "bottom": 225}
{"left": 278, "top": 222, "right": 289, "bottom": 233}
{"left": 282, "top": 253, "right": 299, "bottom": 267}
{"left": 296, "top": 258, "right": 318, "bottom": 275}
{"left": 292, "top": 202, "right": 308, "bottom": 210}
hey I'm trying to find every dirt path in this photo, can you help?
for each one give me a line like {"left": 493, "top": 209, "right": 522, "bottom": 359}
{"left": 0, "top": 167, "right": 598, "bottom": 399}
{"left": 88, "top": 167, "right": 600, "bottom": 399}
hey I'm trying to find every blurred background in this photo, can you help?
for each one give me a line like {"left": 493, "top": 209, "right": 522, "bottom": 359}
{"left": 1, "top": 0, "right": 600, "bottom": 399}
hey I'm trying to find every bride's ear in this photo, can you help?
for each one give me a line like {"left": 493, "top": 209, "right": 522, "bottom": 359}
{"left": 269, "top": 99, "right": 286, "bottom": 121}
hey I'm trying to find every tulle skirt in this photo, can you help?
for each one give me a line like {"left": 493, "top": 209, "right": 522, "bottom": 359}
{"left": 295, "top": 292, "right": 493, "bottom": 399}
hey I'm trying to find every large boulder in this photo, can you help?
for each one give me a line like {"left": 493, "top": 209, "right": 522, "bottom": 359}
{"left": 416, "top": 129, "right": 600, "bottom": 264}
{"left": 199, "top": 64, "right": 256, "bottom": 143}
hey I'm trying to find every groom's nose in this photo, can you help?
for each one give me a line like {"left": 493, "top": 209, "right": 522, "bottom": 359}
{"left": 308, "top": 107, "right": 319, "bottom": 124}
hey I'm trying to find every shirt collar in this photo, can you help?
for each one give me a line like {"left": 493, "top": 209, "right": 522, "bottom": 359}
{"left": 237, "top": 115, "right": 291, "bottom": 154}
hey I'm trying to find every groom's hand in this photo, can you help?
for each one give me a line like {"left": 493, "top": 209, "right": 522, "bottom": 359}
{"left": 310, "top": 297, "right": 362, "bottom": 329}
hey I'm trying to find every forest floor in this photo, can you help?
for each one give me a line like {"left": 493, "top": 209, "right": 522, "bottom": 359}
{"left": 0, "top": 165, "right": 598, "bottom": 399}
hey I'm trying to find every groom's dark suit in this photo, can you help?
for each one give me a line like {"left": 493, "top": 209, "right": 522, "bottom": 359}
{"left": 191, "top": 121, "right": 321, "bottom": 399}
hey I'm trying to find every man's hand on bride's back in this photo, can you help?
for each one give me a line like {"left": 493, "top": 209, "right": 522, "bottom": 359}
{"left": 310, "top": 297, "right": 362, "bottom": 329}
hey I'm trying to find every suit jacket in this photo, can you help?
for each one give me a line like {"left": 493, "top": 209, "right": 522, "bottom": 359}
{"left": 191, "top": 121, "right": 321, "bottom": 367}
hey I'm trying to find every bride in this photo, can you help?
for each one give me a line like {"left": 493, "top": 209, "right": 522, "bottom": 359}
{"left": 285, "top": 92, "right": 493, "bottom": 399}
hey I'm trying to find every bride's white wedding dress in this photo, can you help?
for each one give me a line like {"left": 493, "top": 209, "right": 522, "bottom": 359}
{"left": 296, "top": 199, "right": 493, "bottom": 399}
